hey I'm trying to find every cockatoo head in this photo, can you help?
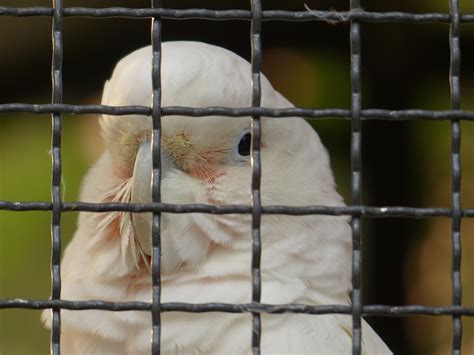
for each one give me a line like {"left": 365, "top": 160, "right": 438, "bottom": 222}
{"left": 41, "top": 42, "right": 389, "bottom": 354}
{"left": 89, "top": 42, "right": 346, "bottom": 287}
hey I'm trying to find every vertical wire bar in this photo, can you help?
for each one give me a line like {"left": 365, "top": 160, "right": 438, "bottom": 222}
{"left": 151, "top": 0, "right": 162, "bottom": 354}
{"left": 350, "top": 0, "right": 362, "bottom": 354}
{"left": 50, "top": 0, "right": 63, "bottom": 354}
{"left": 448, "top": 0, "right": 463, "bottom": 353}
{"left": 250, "top": 0, "right": 263, "bottom": 354}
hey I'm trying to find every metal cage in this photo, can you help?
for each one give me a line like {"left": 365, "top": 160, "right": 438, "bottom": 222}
{"left": 0, "top": 1, "right": 473, "bottom": 355}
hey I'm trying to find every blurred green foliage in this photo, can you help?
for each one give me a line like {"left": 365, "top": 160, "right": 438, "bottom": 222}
{"left": 0, "top": 117, "right": 91, "bottom": 354}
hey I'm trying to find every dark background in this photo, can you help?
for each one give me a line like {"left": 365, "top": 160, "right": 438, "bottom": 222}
{"left": 0, "top": 1, "right": 473, "bottom": 354}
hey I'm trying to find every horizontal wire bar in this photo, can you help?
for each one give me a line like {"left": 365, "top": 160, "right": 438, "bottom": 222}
{"left": 1, "top": 7, "right": 474, "bottom": 23}
{"left": 362, "top": 109, "right": 474, "bottom": 121}
{"left": 0, "top": 299, "right": 473, "bottom": 316}
{"left": 363, "top": 305, "right": 474, "bottom": 317}
{"left": 0, "top": 104, "right": 152, "bottom": 115}
{"left": 1, "top": 104, "right": 474, "bottom": 121}
{"left": 0, "top": 200, "right": 473, "bottom": 217}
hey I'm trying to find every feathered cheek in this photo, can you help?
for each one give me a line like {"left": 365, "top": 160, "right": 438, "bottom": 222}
{"left": 191, "top": 166, "right": 224, "bottom": 182}
{"left": 205, "top": 175, "right": 252, "bottom": 222}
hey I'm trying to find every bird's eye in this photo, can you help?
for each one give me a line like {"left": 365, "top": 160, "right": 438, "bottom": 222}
{"left": 238, "top": 132, "right": 251, "bottom": 157}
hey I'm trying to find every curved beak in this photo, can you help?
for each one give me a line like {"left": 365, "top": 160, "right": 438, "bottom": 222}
{"left": 131, "top": 141, "right": 173, "bottom": 256}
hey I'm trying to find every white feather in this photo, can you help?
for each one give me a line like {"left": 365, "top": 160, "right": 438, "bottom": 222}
{"left": 42, "top": 41, "right": 392, "bottom": 354}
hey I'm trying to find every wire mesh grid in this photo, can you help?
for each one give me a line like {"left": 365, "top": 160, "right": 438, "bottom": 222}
{"left": 0, "top": 1, "right": 473, "bottom": 355}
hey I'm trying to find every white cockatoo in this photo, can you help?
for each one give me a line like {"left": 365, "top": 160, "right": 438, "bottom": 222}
{"left": 42, "top": 41, "right": 391, "bottom": 354}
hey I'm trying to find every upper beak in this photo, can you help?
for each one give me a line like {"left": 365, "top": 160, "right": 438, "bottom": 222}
{"left": 131, "top": 141, "right": 174, "bottom": 256}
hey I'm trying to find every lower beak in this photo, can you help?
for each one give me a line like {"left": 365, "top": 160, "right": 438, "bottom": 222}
{"left": 131, "top": 141, "right": 173, "bottom": 256}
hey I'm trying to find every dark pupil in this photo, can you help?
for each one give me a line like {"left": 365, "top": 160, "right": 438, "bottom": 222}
{"left": 238, "top": 133, "right": 251, "bottom": 156}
